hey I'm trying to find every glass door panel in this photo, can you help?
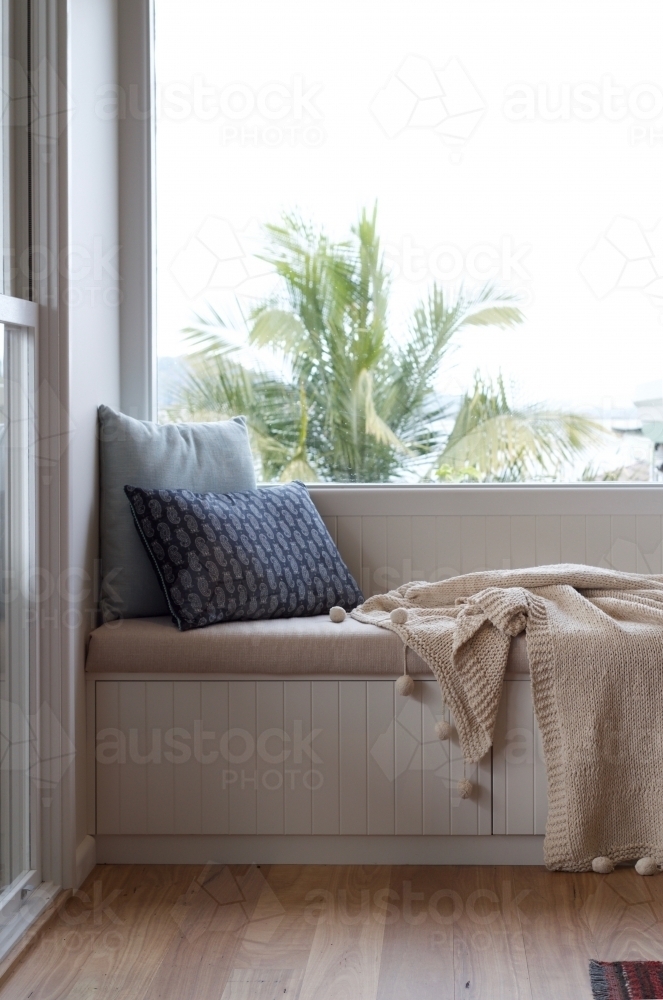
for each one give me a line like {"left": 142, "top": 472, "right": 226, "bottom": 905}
{"left": 0, "top": 320, "right": 35, "bottom": 918}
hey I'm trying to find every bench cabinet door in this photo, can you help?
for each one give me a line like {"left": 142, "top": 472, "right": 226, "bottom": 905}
{"left": 492, "top": 679, "right": 548, "bottom": 835}
{"left": 94, "top": 679, "right": 491, "bottom": 836}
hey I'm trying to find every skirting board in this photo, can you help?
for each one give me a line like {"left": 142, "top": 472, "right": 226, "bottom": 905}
{"left": 95, "top": 834, "right": 545, "bottom": 866}
{"left": 76, "top": 835, "right": 97, "bottom": 889}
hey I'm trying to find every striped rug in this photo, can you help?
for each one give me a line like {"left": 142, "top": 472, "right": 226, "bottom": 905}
{"left": 590, "top": 961, "right": 663, "bottom": 999}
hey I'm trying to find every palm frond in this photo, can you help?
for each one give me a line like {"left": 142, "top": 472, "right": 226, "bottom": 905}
{"left": 440, "top": 374, "right": 605, "bottom": 482}
{"left": 249, "top": 309, "right": 307, "bottom": 353}
{"left": 166, "top": 208, "right": 610, "bottom": 484}
{"left": 462, "top": 305, "right": 525, "bottom": 329}
{"left": 357, "top": 369, "right": 407, "bottom": 452}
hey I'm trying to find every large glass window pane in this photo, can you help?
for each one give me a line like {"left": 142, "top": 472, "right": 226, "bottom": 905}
{"left": 155, "top": 1, "right": 663, "bottom": 483}
{"left": 0, "top": 323, "right": 35, "bottom": 906}
{"left": 0, "top": 0, "right": 30, "bottom": 300}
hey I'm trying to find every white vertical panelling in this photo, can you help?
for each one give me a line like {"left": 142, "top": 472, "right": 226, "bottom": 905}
{"left": 411, "top": 517, "right": 437, "bottom": 582}
{"left": 387, "top": 516, "right": 413, "bottom": 587}
{"left": 422, "top": 681, "right": 451, "bottom": 835}
{"left": 585, "top": 515, "right": 611, "bottom": 568}
{"left": 367, "top": 681, "right": 395, "bottom": 834}
{"left": 322, "top": 515, "right": 337, "bottom": 546}
{"left": 560, "top": 515, "right": 586, "bottom": 563}
{"left": 173, "top": 682, "right": 202, "bottom": 835}
{"left": 506, "top": 681, "right": 534, "bottom": 833}
{"left": 87, "top": 679, "right": 97, "bottom": 835}
{"left": 337, "top": 517, "right": 362, "bottom": 592}
{"left": 510, "top": 516, "right": 536, "bottom": 569}
{"left": 449, "top": 722, "right": 491, "bottom": 835}
{"left": 146, "top": 682, "right": 174, "bottom": 834}
{"left": 96, "top": 678, "right": 498, "bottom": 836}
{"left": 395, "top": 687, "right": 423, "bottom": 834}
{"left": 535, "top": 516, "right": 561, "bottom": 566}
{"left": 637, "top": 516, "right": 662, "bottom": 574}
{"left": 339, "top": 682, "right": 367, "bottom": 834}
{"left": 361, "top": 515, "right": 387, "bottom": 597}
{"left": 436, "top": 515, "right": 461, "bottom": 579}
{"left": 284, "top": 682, "right": 312, "bottom": 834}
{"left": 485, "top": 516, "right": 511, "bottom": 571}
{"left": 311, "top": 681, "right": 339, "bottom": 834}
{"left": 449, "top": 738, "right": 477, "bottom": 835}
{"left": 340, "top": 512, "right": 663, "bottom": 580}
{"left": 228, "top": 682, "right": 257, "bottom": 834}
{"left": 493, "top": 679, "right": 547, "bottom": 836}
{"left": 611, "top": 516, "right": 637, "bottom": 573}
{"left": 327, "top": 500, "right": 663, "bottom": 590}
{"left": 461, "top": 516, "right": 485, "bottom": 574}
{"left": 256, "top": 681, "right": 284, "bottom": 835}
{"left": 119, "top": 682, "right": 147, "bottom": 834}
{"left": 96, "top": 681, "right": 120, "bottom": 835}
{"left": 477, "top": 755, "right": 492, "bottom": 834}
{"left": 202, "top": 682, "right": 229, "bottom": 834}
{"left": 492, "top": 687, "right": 507, "bottom": 836}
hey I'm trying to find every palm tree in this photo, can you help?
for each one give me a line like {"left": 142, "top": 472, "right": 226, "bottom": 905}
{"left": 173, "top": 207, "right": 602, "bottom": 482}
{"left": 437, "top": 374, "right": 603, "bottom": 482}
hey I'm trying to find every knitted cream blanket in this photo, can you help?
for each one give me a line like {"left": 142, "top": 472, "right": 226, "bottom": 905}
{"left": 351, "top": 564, "right": 663, "bottom": 871}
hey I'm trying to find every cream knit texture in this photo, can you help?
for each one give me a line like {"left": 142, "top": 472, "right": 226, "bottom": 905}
{"left": 352, "top": 563, "right": 663, "bottom": 872}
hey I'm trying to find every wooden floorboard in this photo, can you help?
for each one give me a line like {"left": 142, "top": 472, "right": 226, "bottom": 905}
{"left": 452, "top": 866, "right": 532, "bottom": 1000}
{"left": 139, "top": 864, "right": 275, "bottom": 1000}
{"left": 575, "top": 866, "right": 663, "bottom": 962}
{"left": 297, "top": 865, "right": 390, "bottom": 1000}
{"left": 376, "top": 865, "right": 455, "bottom": 1000}
{"left": 1, "top": 864, "right": 662, "bottom": 1000}
{"left": 511, "top": 866, "right": 595, "bottom": 1000}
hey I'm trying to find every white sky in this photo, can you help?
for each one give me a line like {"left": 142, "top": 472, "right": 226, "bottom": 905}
{"left": 154, "top": 0, "right": 663, "bottom": 414}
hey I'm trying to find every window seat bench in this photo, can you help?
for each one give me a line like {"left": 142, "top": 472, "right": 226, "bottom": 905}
{"left": 84, "top": 485, "right": 663, "bottom": 865}
{"left": 85, "top": 618, "right": 541, "bottom": 866}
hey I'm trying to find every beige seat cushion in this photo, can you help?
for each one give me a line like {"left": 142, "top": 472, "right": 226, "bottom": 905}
{"left": 86, "top": 615, "right": 530, "bottom": 677}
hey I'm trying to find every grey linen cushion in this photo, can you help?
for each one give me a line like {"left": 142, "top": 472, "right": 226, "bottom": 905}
{"left": 123, "top": 481, "right": 363, "bottom": 631}
{"left": 99, "top": 406, "right": 256, "bottom": 620}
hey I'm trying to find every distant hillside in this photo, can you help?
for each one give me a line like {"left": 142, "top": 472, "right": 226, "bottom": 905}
{"left": 157, "top": 356, "right": 189, "bottom": 412}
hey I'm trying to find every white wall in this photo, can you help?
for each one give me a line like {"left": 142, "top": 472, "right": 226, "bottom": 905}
{"left": 67, "top": 0, "right": 121, "bottom": 876}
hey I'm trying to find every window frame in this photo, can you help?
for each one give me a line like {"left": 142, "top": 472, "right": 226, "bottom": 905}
{"left": 118, "top": 0, "right": 157, "bottom": 422}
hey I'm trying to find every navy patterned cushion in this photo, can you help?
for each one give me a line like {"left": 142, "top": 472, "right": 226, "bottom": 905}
{"left": 124, "top": 481, "right": 363, "bottom": 631}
